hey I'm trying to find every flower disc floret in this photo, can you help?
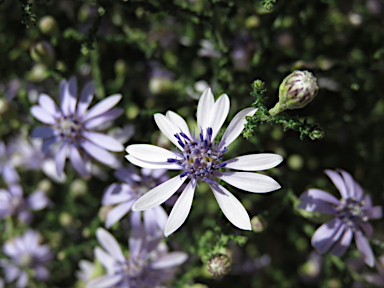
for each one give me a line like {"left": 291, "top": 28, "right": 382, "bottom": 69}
{"left": 337, "top": 197, "right": 369, "bottom": 227}
{"left": 168, "top": 128, "right": 227, "bottom": 184}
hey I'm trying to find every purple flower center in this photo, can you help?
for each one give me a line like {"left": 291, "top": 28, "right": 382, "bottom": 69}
{"left": 114, "top": 258, "right": 148, "bottom": 286}
{"left": 57, "top": 115, "right": 83, "bottom": 141}
{"left": 168, "top": 127, "right": 227, "bottom": 184}
{"left": 337, "top": 198, "right": 368, "bottom": 227}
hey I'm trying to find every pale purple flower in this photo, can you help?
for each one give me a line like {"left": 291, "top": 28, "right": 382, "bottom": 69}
{"left": 30, "top": 77, "right": 124, "bottom": 177}
{"left": 126, "top": 88, "right": 283, "bottom": 236}
{"left": 9, "top": 137, "right": 66, "bottom": 183}
{"left": 0, "top": 184, "right": 50, "bottom": 224}
{"left": 298, "top": 169, "right": 382, "bottom": 267}
{"left": 0, "top": 230, "right": 52, "bottom": 288}
{"left": 86, "top": 227, "right": 187, "bottom": 288}
{"left": 0, "top": 141, "right": 20, "bottom": 184}
{"left": 102, "top": 167, "right": 168, "bottom": 235}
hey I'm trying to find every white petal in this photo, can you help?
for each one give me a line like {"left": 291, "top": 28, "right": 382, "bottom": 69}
{"left": 209, "top": 183, "right": 251, "bottom": 230}
{"left": 85, "top": 274, "right": 122, "bottom": 288}
{"left": 151, "top": 252, "right": 188, "bottom": 269}
{"left": 215, "top": 172, "right": 281, "bottom": 193}
{"left": 31, "top": 106, "right": 57, "bottom": 125}
{"left": 82, "top": 131, "right": 124, "bottom": 152}
{"left": 125, "top": 155, "right": 181, "bottom": 170}
{"left": 164, "top": 180, "right": 196, "bottom": 237}
{"left": 96, "top": 228, "right": 125, "bottom": 262}
{"left": 132, "top": 175, "right": 186, "bottom": 211}
{"left": 154, "top": 113, "right": 183, "bottom": 150}
{"left": 209, "top": 93, "right": 230, "bottom": 140}
{"left": 166, "top": 111, "right": 192, "bottom": 139}
{"left": 224, "top": 154, "right": 283, "bottom": 171}
{"left": 218, "top": 107, "right": 257, "bottom": 149}
{"left": 196, "top": 88, "right": 214, "bottom": 130}
{"left": 126, "top": 144, "right": 178, "bottom": 162}
{"left": 324, "top": 170, "right": 348, "bottom": 199}
{"left": 83, "top": 94, "right": 122, "bottom": 121}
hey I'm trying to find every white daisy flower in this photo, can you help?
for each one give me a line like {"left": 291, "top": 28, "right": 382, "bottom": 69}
{"left": 126, "top": 88, "right": 283, "bottom": 236}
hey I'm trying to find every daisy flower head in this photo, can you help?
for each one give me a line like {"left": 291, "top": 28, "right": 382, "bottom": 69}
{"left": 298, "top": 169, "right": 382, "bottom": 267}
{"left": 126, "top": 88, "right": 283, "bottom": 236}
{"left": 30, "top": 77, "right": 124, "bottom": 177}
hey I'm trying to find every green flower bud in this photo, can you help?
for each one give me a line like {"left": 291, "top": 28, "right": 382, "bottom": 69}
{"left": 251, "top": 215, "right": 267, "bottom": 233}
{"left": 269, "top": 70, "right": 319, "bottom": 116}
{"left": 149, "top": 76, "right": 174, "bottom": 95}
{"left": 207, "top": 254, "right": 231, "bottom": 277}
{"left": 30, "top": 41, "right": 55, "bottom": 67}
{"left": 38, "top": 15, "right": 60, "bottom": 37}
{"left": 114, "top": 59, "right": 126, "bottom": 75}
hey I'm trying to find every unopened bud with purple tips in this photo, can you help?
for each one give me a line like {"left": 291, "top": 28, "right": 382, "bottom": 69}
{"left": 269, "top": 70, "right": 319, "bottom": 116}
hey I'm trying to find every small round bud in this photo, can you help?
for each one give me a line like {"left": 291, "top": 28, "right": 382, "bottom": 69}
{"left": 38, "top": 16, "right": 60, "bottom": 37}
{"left": 149, "top": 76, "right": 174, "bottom": 95}
{"left": 69, "top": 179, "right": 88, "bottom": 197}
{"left": 207, "top": 254, "right": 231, "bottom": 277}
{"left": 30, "top": 41, "right": 55, "bottom": 67}
{"left": 114, "top": 59, "right": 126, "bottom": 75}
{"left": 251, "top": 215, "right": 267, "bottom": 233}
{"left": 98, "top": 205, "right": 113, "bottom": 222}
{"left": 269, "top": 70, "right": 319, "bottom": 116}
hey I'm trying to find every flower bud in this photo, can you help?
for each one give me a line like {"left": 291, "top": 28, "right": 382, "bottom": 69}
{"left": 269, "top": 70, "right": 319, "bottom": 116}
{"left": 149, "top": 76, "right": 174, "bottom": 95}
{"left": 251, "top": 215, "right": 267, "bottom": 233}
{"left": 114, "top": 59, "right": 126, "bottom": 75}
{"left": 30, "top": 41, "right": 55, "bottom": 67}
{"left": 38, "top": 16, "right": 60, "bottom": 37}
{"left": 206, "top": 254, "right": 231, "bottom": 277}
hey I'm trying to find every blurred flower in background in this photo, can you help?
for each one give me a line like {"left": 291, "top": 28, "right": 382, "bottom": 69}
{"left": 9, "top": 137, "right": 66, "bottom": 183}
{"left": 30, "top": 77, "right": 124, "bottom": 177}
{"left": 0, "top": 230, "right": 52, "bottom": 288}
{"left": 0, "top": 184, "right": 50, "bottom": 224}
{"left": 0, "top": 141, "right": 20, "bottom": 185}
{"left": 86, "top": 227, "right": 187, "bottom": 288}
{"left": 102, "top": 166, "right": 169, "bottom": 236}
{"left": 298, "top": 169, "right": 382, "bottom": 267}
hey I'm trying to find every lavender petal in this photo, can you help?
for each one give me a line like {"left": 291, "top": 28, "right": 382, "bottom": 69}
{"left": 329, "top": 227, "right": 353, "bottom": 256}
{"left": 354, "top": 229, "right": 374, "bottom": 267}
{"left": 105, "top": 201, "right": 134, "bottom": 228}
{"left": 31, "top": 127, "right": 57, "bottom": 139}
{"left": 82, "top": 131, "right": 124, "bottom": 152}
{"left": 311, "top": 218, "right": 344, "bottom": 254}
{"left": 69, "top": 146, "right": 90, "bottom": 177}
{"left": 76, "top": 81, "right": 94, "bottom": 116}
{"left": 80, "top": 139, "right": 119, "bottom": 168}
{"left": 83, "top": 108, "right": 124, "bottom": 130}
{"left": 82, "top": 94, "right": 122, "bottom": 121}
